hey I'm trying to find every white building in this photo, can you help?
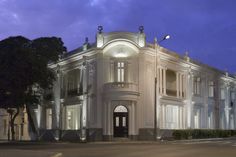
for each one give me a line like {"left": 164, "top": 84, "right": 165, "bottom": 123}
{"left": 0, "top": 107, "right": 31, "bottom": 140}
{"left": 1, "top": 26, "right": 235, "bottom": 141}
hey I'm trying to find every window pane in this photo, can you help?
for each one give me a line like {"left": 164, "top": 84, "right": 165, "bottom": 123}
{"left": 122, "top": 117, "right": 126, "bottom": 127}
{"left": 116, "top": 61, "right": 125, "bottom": 82}
{"left": 118, "top": 69, "right": 120, "bottom": 82}
{"left": 121, "top": 69, "right": 124, "bottom": 82}
{"left": 116, "top": 117, "right": 119, "bottom": 127}
{"left": 65, "top": 105, "right": 81, "bottom": 130}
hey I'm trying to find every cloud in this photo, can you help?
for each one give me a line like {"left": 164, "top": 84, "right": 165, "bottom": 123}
{"left": 0, "top": 0, "right": 235, "bottom": 72}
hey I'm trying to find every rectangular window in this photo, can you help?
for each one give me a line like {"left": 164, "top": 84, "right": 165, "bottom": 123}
{"left": 193, "top": 77, "right": 201, "bottom": 95}
{"left": 117, "top": 62, "right": 125, "bottom": 82}
{"left": 46, "top": 108, "right": 52, "bottom": 129}
{"left": 67, "top": 69, "right": 80, "bottom": 96}
{"left": 65, "top": 104, "right": 81, "bottom": 130}
{"left": 208, "top": 110, "right": 213, "bottom": 129}
{"left": 231, "top": 92, "right": 235, "bottom": 100}
{"left": 194, "top": 108, "right": 201, "bottom": 129}
{"left": 166, "top": 69, "right": 177, "bottom": 97}
{"left": 3, "top": 119, "right": 7, "bottom": 135}
{"left": 116, "top": 117, "right": 119, "bottom": 127}
{"left": 165, "top": 105, "right": 179, "bottom": 129}
{"left": 122, "top": 117, "right": 126, "bottom": 127}
{"left": 220, "top": 88, "right": 225, "bottom": 100}
{"left": 208, "top": 81, "right": 214, "bottom": 97}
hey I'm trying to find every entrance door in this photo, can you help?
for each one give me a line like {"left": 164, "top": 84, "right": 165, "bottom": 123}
{"left": 113, "top": 105, "right": 128, "bottom": 137}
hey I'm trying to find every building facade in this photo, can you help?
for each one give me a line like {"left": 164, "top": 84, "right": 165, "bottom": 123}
{"left": 1, "top": 27, "right": 235, "bottom": 141}
{"left": 0, "top": 107, "right": 31, "bottom": 140}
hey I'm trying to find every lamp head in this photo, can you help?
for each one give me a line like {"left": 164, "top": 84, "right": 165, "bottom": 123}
{"left": 164, "top": 35, "right": 170, "bottom": 40}
{"left": 159, "top": 34, "right": 171, "bottom": 43}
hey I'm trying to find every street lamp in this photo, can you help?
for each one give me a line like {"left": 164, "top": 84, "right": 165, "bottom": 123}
{"left": 154, "top": 34, "right": 170, "bottom": 140}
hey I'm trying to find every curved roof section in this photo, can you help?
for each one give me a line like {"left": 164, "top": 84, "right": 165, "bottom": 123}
{"left": 101, "top": 31, "right": 142, "bottom": 47}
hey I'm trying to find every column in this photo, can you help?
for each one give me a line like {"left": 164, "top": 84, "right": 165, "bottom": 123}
{"left": 180, "top": 74, "right": 183, "bottom": 98}
{"left": 186, "top": 72, "right": 193, "bottom": 128}
{"left": 183, "top": 74, "right": 186, "bottom": 98}
{"left": 125, "top": 61, "right": 129, "bottom": 82}
{"left": 80, "top": 57, "right": 88, "bottom": 141}
{"left": 107, "top": 102, "right": 111, "bottom": 135}
{"left": 179, "top": 106, "right": 182, "bottom": 129}
{"left": 162, "top": 105, "right": 165, "bottom": 129}
{"left": 203, "top": 76, "right": 208, "bottom": 129}
{"left": 131, "top": 102, "right": 135, "bottom": 135}
{"left": 163, "top": 68, "right": 166, "bottom": 95}
{"left": 176, "top": 72, "right": 179, "bottom": 98}
{"left": 159, "top": 68, "right": 163, "bottom": 94}
{"left": 225, "top": 85, "right": 230, "bottom": 129}
{"left": 52, "top": 66, "right": 61, "bottom": 140}
{"left": 110, "top": 60, "right": 114, "bottom": 82}
{"left": 80, "top": 95, "right": 87, "bottom": 141}
{"left": 103, "top": 102, "right": 107, "bottom": 135}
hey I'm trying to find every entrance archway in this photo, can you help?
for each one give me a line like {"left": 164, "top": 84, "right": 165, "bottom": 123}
{"left": 113, "top": 105, "right": 128, "bottom": 137}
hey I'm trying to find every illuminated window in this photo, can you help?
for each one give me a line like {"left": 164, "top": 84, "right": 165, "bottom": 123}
{"left": 220, "top": 88, "right": 225, "bottom": 100}
{"left": 117, "top": 61, "right": 125, "bottom": 82}
{"left": 208, "top": 81, "right": 214, "bottom": 97}
{"left": 116, "top": 117, "right": 119, "bottom": 127}
{"left": 65, "top": 105, "right": 81, "bottom": 130}
{"left": 193, "top": 77, "right": 201, "bottom": 95}
{"left": 122, "top": 117, "right": 126, "bottom": 127}
{"left": 165, "top": 105, "right": 179, "bottom": 129}
{"left": 46, "top": 108, "right": 52, "bottom": 129}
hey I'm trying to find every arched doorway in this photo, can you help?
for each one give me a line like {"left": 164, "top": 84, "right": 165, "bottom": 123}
{"left": 113, "top": 105, "right": 128, "bottom": 137}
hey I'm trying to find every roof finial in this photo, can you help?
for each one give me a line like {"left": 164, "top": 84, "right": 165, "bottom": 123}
{"left": 98, "top": 26, "right": 103, "bottom": 33}
{"left": 139, "top": 26, "right": 144, "bottom": 33}
{"left": 184, "top": 51, "right": 190, "bottom": 62}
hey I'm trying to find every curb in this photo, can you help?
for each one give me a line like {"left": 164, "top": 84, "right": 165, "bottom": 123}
{"left": 172, "top": 137, "right": 236, "bottom": 142}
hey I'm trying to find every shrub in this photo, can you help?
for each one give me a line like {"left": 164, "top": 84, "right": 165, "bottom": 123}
{"left": 172, "top": 129, "right": 236, "bottom": 140}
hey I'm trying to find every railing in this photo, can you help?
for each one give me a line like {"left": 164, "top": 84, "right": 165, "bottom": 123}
{"left": 104, "top": 82, "right": 138, "bottom": 93}
{"left": 166, "top": 89, "right": 177, "bottom": 97}
{"left": 67, "top": 88, "right": 83, "bottom": 97}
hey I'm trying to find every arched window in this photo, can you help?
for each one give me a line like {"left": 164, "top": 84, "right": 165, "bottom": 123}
{"left": 114, "top": 105, "right": 128, "bottom": 113}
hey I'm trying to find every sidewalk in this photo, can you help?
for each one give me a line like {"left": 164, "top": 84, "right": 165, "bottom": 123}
{"left": 1, "top": 136, "right": 236, "bottom": 145}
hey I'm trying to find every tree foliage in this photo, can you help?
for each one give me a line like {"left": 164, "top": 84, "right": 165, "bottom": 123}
{"left": 0, "top": 36, "right": 66, "bottom": 140}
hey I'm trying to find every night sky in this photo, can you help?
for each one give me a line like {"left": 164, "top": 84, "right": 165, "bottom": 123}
{"left": 0, "top": 0, "right": 236, "bottom": 73}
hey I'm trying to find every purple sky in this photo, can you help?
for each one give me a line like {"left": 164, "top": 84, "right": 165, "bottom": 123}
{"left": 0, "top": 0, "right": 236, "bottom": 73}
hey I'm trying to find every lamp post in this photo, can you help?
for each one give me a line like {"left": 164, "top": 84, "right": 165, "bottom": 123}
{"left": 154, "top": 35, "right": 170, "bottom": 140}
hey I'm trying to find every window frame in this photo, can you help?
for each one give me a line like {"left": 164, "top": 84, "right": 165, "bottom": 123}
{"left": 193, "top": 77, "right": 201, "bottom": 96}
{"left": 208, "top": 81, "right": 215, "bottom": 98}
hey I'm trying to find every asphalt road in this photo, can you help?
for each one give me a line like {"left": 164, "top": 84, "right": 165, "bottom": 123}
{"left": 0, "top": 139, "right": 236, "bottom": 157}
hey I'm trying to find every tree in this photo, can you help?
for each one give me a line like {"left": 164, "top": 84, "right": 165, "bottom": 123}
{"left": 0, "top": 36, "right": 66, "bottom": 141}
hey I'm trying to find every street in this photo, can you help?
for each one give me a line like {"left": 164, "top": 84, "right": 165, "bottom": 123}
{"left": 0, "top": 139, "right": 236, "bottom": 157}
